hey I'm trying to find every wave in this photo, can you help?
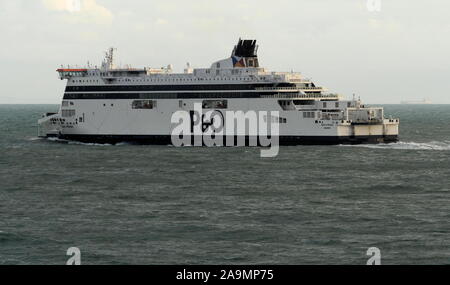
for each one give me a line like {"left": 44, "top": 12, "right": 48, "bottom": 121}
{"left": 67, "top": 141, "right": 114, "bottom": 146}
{"left": 44, "top": 137, "right": 113, "bottom": 146}
{"left": 27, "top": 137, "right": 42, "bottom": 141}
{"left": 341, "top": 141, "right": 450, "bottom": 151}
{"left": 43, "top": 137, "right": 138, "bottom": 147}
{"left": 36, "top": 137, "right": 450, "bottom": 150}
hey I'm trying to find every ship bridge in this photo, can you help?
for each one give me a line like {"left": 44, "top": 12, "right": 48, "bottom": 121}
{"left": 57, "top": 68, "right": 88, "bottom": 79}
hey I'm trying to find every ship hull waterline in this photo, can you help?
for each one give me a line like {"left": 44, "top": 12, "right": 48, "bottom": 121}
{"left": 44, "top": 134, "right": 399, "bottom": 145}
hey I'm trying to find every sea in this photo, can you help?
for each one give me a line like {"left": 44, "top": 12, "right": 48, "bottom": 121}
{"left": 0, "top": 104, "right": 449, "bottom": 265}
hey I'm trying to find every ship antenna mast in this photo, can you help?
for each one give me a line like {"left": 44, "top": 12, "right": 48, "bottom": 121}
{"left": 103, "top": 47, "right": 116, "bottom": 70}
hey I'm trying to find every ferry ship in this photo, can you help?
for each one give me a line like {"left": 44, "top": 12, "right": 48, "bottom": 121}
{"left": 38, "top": 39, "right": 399, "bottom": 145}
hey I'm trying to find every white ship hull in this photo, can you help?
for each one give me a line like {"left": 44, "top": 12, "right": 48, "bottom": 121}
{"left": 38, "top": 97, "right": 399, "bottom": 145}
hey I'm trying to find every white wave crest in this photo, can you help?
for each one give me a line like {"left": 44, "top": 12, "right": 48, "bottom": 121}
{"left": 67, "top": 141, "right": 113, "bottom": 146}
{"left": 45, "top": 137, "right": 113, "bottom": 146}
{"left": 342, "top": 141, "right": 450, "bottom": 150}
{"left": 46, "top": 137, "right": 66, "bottom": 142}
{"left": 28, "top": 137, "right": 42, "bottom": 141}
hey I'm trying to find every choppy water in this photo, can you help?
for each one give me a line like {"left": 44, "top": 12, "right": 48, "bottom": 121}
{"left": 0, "top": 104, "right": 449, "bottom": 265}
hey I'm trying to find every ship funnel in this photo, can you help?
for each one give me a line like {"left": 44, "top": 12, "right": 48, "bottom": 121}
{"left": 230, "top": 39, "right": 259, "bottom": 68}
{"left": 232, "top": 39, "right": 258, "bottom": 58}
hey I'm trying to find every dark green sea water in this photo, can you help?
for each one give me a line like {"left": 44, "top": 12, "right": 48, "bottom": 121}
{"left": 0, "top": 104, "right": 449, "bottom": 264}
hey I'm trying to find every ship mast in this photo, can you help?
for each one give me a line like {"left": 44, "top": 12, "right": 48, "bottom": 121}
{"left": 102, "top": 47, "right": 116, "bottom": 70}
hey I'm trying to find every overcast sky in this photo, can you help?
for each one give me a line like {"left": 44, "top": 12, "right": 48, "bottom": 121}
{"left": 1, "top": 0, "right": 449, "bottom": 104}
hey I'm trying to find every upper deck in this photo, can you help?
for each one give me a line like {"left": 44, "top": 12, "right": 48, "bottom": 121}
{"left": 58, "top": 40, "right": 329, "bottom": 97}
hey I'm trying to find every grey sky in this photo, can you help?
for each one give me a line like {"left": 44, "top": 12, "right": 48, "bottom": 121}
{"left": 1, "top": 0, "right": 449, "bottom": 104}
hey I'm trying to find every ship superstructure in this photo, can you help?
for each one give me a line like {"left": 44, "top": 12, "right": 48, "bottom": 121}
{"left": 38, "top": 39, "right": 399, "bottom": 145}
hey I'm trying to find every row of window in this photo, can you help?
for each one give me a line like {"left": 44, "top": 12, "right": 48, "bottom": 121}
{"left": 202, "top": 100, "right": 228, "bottom": 109}
{"left": 66, "top": 83, "right": 293, "bottom": 92}
{"left": 71, "top": 77, "right": 262, "bottom": 85}
{"left": 131, "top": 100, "right": 228, "bottom": 110}
{"left": 279, "top": 101, "right": 292, "bottom": 106}
{"left": 264, "top": 115, "right": 287, "bottom": 124}
{"left": 63, "top": 92, "right": 280, "bottom": 100}
{"left": 132, "top": 100, "right": 157, "bottom": 109}
{"left": 60, "top": 71, "right": 85, "bottom": 77}
{"left": 62, "top": 109, "right": 76, "bottom": 117}
{"left": 321, "top": 102, "right": 351, "bottom": 108}
{"left": 303, "top": 111, "right": 316, "bottom": 119}
{"left": 73, "top": 79, "right": 100, "bottom": 83}
{"left": 322, "top": 102, "right": 340, "bottom": 108}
